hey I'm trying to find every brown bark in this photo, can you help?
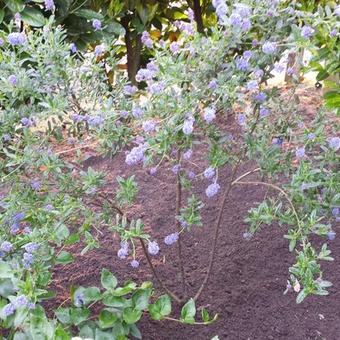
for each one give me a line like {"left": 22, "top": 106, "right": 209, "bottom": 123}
{"left": 192, "top": 0, "right": 204, "bottom": 33}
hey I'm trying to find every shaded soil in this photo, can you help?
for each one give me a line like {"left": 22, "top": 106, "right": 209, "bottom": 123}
{"left": 48, "top": 86, "right": 340, "bottom": 340}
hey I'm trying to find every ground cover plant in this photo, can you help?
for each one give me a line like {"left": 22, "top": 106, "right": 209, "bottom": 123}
{"left": 0, "top": 1, "right": 339, "bottom": 339}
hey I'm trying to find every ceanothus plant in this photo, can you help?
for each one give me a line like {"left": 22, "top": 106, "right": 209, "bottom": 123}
{"left": 110, "top": 0, "right": 339, "bottom": 306}
{"left": 0, "top": 1, "right": 339, "bottom": 339}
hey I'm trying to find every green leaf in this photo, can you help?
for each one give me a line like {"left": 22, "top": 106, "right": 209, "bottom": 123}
{"left": 101, "top": 269, "right": 118, "bottom": 291}
{"left": 201, "top": 308, "right": 209, "bottom": 323}
{"left": 6, "top": 0, "right": 25, "bottom": 12}
{"left": 55, "top": 308, "right": 71, "bottom": 324}
{"left": 0, "top": 262, "right": 14, "bottom": 279}
{"left": 0, "top": 278, "right": 15, "bottom": 297}
{"left": 55, "top": 251, "right": 74, "bottom": 265}
{"left": 102, "top": 294, "right": 127, "bottom": 308}
{"left": 74, "top": 9, "right": 104, "bottom": 20}
{"left": 148, "top": 294, "right": 171, "bottom": 321}
{"left": 0, "top": 9, "right": 5, "bottom": 24}
{"left": 129, "top": 324, "right": 142, "bottom": 339}
{"left": 296, "top": 289, "right": 307, "bottom": 304}
{"left": 70, "top": 308, "right": 90, "bottom": 325}
{"left": 112, "top": 282, "right": 136, "bottom": 296}
{"left": 132, "top": 289, "right": 152, "bottom": 310}
{"left": 95, "top": 328, "right": 113, "bottom": 340}
{"left": 180, "top": 298, "right": 196, "bottom": 324}
{"left": 122, "top": 308, "right": 142, "bottom": 324}
{"left": 21, "top": 7, "right": 46, "bottom": 27}
{"left": 82, "top": 287, "right": 101, "bottom": 304}
{"left": 98, "top": 309, "right": 118, "bottom": 329}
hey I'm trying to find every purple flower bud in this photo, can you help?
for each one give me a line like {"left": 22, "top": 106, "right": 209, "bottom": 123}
{"left": 150, "top": 167, "right": 158, "bottom": 175}
{"left": 2, "top": 303, "right": 15, "bottom": 317}
{"left": 287, "top": 67, "right": 295, "bottom": 76}
{"left": 120, "top": 110, "right": 129, "bottom": 118}
{"left": 262, "top": 41, "right": 277, "bottom": 54}
{"left": 260, "top": 107, "right": 270, "bottom": 118}
{"left": 243, "top": 50, "right": 252, "bottom": 59}
{"left": 88, "top": 116, "right": 104, "bottom": 127}
{"left": 130, "top": 260, "right": 140, "bottom": 268}
{"left": 183, "top": 149, "right": 192, "bottom": 160}
{"left": 230, "top": 13, "right": 242, "bottom": 26}
{"left": 274, "top": 64, "right": 285, "bottom": 74}
{"left": 332, "top": 207, "right": 339, "bottom": 217}
{"left": 45, "top": 0, "right": 55, "bottom": 10}
{"left": 328, "top": 137, "right": 340, "bottom": 151}
{"left": 31, "top": 180, "right": 41, "bottom": 191}
{"left": 70, "top": 43, "right": 77, "bottom": 53}
{"left": 141, "top": 31, "right": 153, "bottom": 48}
{"left": 187, "top": 170, "right": 196, "bottom": 179}
{"left": 235, "top": 57, "right": 249, "bottom": 71}
{"left": 132, "top": 106, "right": 143, "bottom": 119}
{"left": 24, "top": 242, "right": 39, "bottom": 254}
{"left": 254, "top": 69, "right": 264, "bottom": 79}
{"left": 23, "top": 252, "right": 34, "bottom": 268}
{"left": 148, "top": 241, "right": 160, "bottom": 255}
{"left": 243, "top": 232, "right": 253, "bottom": 241}
{"left": 8, "top": 32, "right": 26, "bottom": 46}
{"left": 206, "top": 182, "right": 220, "bottom": 198}
{"left": 74, "top": 293, "right": 85, "bottom": 307}
{"left": 0, "top": 241, "right": 13, "bottom": 252}
{"left": 170, "top": 42, "right": 180, "bottom": 54}
{"left": 92, "top": 19, "right": 102, "bottom": 31}
{"left": 182, "top": 119, "right": 194, "bottom": 135}
{"left": 10, "top": 223, "right": 20, "bottom": 235}
{"left": 242, "top": 19, "right": 251, "bottom": 32}
{"left": 8, "top": 75, "right": 17, "bottom": 86}
{"left": 125, "top": 144, "right": 147, "bottom": 166}
{"left": 204, "top": 167, "right": 215, "bottom": 179}
{"left": 327, "top": 230, "right": 336, "bottom": 241}
{"left": 252, "top": 39, "right": 258, "bottom": 47}
{"left": 21, "top": 117, "right": 33, "bottom": 127}
{"left": 14, "top": 295, "right": 28, "bottom": 308}
{"left": 164, "top": 232, "right": 179, "bottom": 246}
{"left": 301, "top": 26, "right": 314, "bottom": 39}
{"left": 142, "top": 120, "right": 156, "bottom": 133}
{"left": 148, "top": 82, "right": 164, "bottom": 94}
{"left": 136, "top": 68, "right": 154, "bottom": 82}
{"left": 172, "top": 164, "right": 181, "bottom": 175}
{"left": 237, "top": 113, "right": 246, "bottom": 125}
{"left": 13, "top": 212, "right": 25, "bottom": 222}
{"left": 330, "top": 29, "right": 337, "bottom": 37}
{"left": 272, "top": 137, "right": 284, "bottom": 146}
{"left": 117, "top": 247, "right": 129, "bottom": 259}
{"left": 204, "top": 107, "right": 216, "bottom": 123}
{"left": 295, "top": 147, "right": 305, "bottom": 159}
{"left": 253, "top": 92, "right": 267, "bottom": 103}
{"left": 307, "top": 133, "right": 315, "bottom": 140}
{"left": 208, "top": 79, "right": 218, "bottom": 90}
{"left": 94, "top": 44, "right": 105, "bottom": 57}
{"left": 246, "top": 80, "right": 258, "bottom": 91}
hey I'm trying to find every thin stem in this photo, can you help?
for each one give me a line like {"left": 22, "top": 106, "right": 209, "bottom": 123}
{"left": 176, "top": 150, "right": 187, "bottom": 298}
{"left": 193, "top": 162, "right": 241, "bottom": 302}
{"left": 139, "top": 238, "right": 182, "bottom": 304}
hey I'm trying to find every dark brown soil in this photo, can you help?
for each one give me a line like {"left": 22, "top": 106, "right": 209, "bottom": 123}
{"left": 48, "top": 86, "right": 340, "bottom": 340}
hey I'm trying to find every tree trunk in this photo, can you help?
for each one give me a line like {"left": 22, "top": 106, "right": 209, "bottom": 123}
{"left": 192, "top": 0, "right": 204, "bottom": 33}
{"left": 121, "top": 16, "right": 142, "bottom": 84}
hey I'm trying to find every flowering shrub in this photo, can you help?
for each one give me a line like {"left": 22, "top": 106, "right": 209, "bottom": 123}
{"left": 0, "top": 1, "right": 339, "bottom": 339}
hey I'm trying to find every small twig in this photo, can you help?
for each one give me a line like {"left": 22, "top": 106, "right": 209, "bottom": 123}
{"left": 175, "top": 149, "right": 187, "bottom": 298}
{"left": 139, "top": 238, "right": 182, "bottom": 304}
